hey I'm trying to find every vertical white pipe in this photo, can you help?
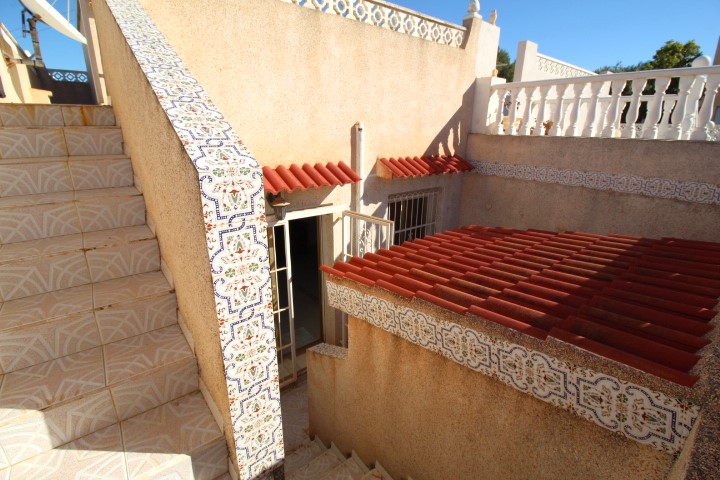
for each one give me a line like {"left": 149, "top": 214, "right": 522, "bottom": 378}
{"left": 353, "top": 122, "right": 365, "bottom": 214}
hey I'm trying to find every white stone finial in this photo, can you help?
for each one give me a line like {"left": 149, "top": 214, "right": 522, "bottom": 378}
{"left": 468, "top": 0, "right": 480, "bottom": 14}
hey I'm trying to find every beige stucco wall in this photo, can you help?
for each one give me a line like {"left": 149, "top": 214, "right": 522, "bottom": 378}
{"left": 309, "top": 316, "right": 674, "bottom": 480}
{"left": 93, "top": 0, "right": 236, "bottom": 467}
{"left": 460, "top": 134, "right": 720, "bottom": 242}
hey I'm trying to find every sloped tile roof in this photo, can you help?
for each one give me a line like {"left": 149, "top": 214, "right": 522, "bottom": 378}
{"left": 321, "top": 226, "right": 720, "bottom": 387}
{"left": 263, "top": 162, "right": 361, "bottom": 194}
{"left": 378, "top": 155, "right": 474, "bottom": 179}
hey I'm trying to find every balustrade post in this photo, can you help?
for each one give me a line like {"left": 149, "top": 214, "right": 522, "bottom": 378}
{"left": 642, "top": 77, "right": 672, "bottom": 139}
{"left": 623, "top": 78, "right": 648, "bottom": 138}
{"left": 690, "top": 74, "right": 720, "bottom": 140}
{"left": 672, "top": 76, "right": 698, "bottom": 140}
{"left": 507, "top": 88, "right": 521, "bottom": 135}
{"left": 550, "top": 84, "right": 569, "bottom": 136}
{"left": 521, "top": 86, "right": 538, "bottom": 135}
{"left": 582, "top": 81, "right": 608, "bottom": 137}
{"left": 566, "top": 82, "right": 586, "bottom": 137}
{"left": 533, "top": 86, "right": 551, "bottom": 136}
{"left": 602, "top": 79, "right": 627, "bottom": 138}
{"left": 494, "top": 89, "right": 508, "bottom": 135}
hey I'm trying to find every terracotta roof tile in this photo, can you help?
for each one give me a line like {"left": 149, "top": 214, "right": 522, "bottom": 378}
{"left": 263, "top": 161, "right": 361, "bottom": 194}
{"left": 377, "top": 155, "right": 475, "bottom": 179}
{"left": 321, "top": 226, "right": 720, "bottom": 387}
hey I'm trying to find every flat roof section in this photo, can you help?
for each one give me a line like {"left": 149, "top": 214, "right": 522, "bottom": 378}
{"left": 321, "top": 226, "right": 720, "bottom": 387}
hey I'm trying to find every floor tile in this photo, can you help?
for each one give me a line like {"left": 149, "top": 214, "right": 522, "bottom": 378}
{"left": 0, "top": 105, "right": 63, "bottom": 127}
{"left": 0, "top": 284, "right": 92, "bottom": 331}
{"left": 69, "top": 158, "right": 133, "bottom": 190}
{"left": 103, "top": 325, "right": 192, "bottom": 384}
{"left": 0, "top": 348, "right": 105, "bottom": 425}
{"left": 111, "top": 357, "right": 197, "bottom": 420}
{"left": 95, "top": 293, "right": 177, "bottom": 344}
{"left": 83, "top": 225, "right": 154, "bottom": 250}
{"left": 73, "top": 186, "right": 140, "bottom": 201}
{"left": 0, "top": 390, "right": 116, "bottom": 465}
{"left": 64, "top": 128, "right": 123, "bottom": 156}
{"left": 0, "top": 312, "right": 101, "bottom": 373}
{"left": 0, "top": 161, "right": 72, "bottom": 197}
{"left": 0, "top": 191, "right": 74, "bottom": 208}
{"left": 0, "top": 128, "right": 67, "bottom": 159}
{"left": 93, "top": 272, "right": 171, "bottom": 309}
{"left": 8, "top": 424, "right": 126, "bottom": 480}
{"left": 76, "top": 195, "right": 145, "bottom": 233}
{"left": 0, "top": 251, "right": 91, "bottom": 301}
{"left": 61, "top": 106, "right": 116, "bottom": 127}
{"left": 281, "top": 375, "right": 310, "bottom": 455}
{"left": 0, "top": 234, "right": 83, "bottom": 264}
{"left": 0, "top": 202, "right": 80, "bottom": 244}
{"left": 86, "top": 238, "right": 159, "bottom": 283}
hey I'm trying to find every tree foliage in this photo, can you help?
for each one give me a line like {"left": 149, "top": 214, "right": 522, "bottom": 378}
{"left": 594, "top": 40, "right": 702, "bottom": 73}
{"left": 496, "top": 48, "right": 515, "bottom": 81}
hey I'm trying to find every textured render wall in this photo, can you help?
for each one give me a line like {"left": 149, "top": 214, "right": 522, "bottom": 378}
{"left": 309, "top": 316, "right": 674, "bottom": 480}
{"left": 461, "top": 134, "right": 720, "bottom": 242}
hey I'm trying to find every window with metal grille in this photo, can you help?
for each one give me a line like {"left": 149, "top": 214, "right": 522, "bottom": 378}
{"left": 386, "top": 188, "right": 440, "bottom": 245}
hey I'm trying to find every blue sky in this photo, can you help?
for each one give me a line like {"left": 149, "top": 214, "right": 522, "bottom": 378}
{"left": 0, "top": 0, "right": 717, "bottom": 72}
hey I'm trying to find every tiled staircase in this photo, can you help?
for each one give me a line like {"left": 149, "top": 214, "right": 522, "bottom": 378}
{"left": 285, "top": 437, "right": 413, "bottom": 480}
{"left": 0, "top": 104, "right": 229, "bottom": 479}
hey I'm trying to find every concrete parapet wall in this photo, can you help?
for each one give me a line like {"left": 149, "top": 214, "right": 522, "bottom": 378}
{"left": 461, "top": 134, "right": 720, "bottom": 242}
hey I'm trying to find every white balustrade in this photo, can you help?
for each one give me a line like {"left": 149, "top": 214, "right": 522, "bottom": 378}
{"left": 536, "top": 53, "right": 597, "bottom": 79}
{"left": 487, "top": 65, "right": 720, "bottom": 142}
{"left": 280, "top": 0, "right": 467, "bottom": 48}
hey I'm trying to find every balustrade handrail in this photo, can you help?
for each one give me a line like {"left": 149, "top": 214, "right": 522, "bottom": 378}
{"left": 494, "top": 65, "right": 720, "bottom": 89}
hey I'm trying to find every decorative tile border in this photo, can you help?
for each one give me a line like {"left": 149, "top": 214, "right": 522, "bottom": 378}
{"left": 472, "top": 160, "right": 720, "bottom": 205}
{"left": 103, "top": 1, "right": 282, "bottom": 478}
{"left": 326, "top": 280, "right": 700, "bottom": 454}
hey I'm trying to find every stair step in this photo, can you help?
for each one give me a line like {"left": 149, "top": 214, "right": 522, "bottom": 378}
{"left": 4, "top": 391, "right": 226, "bottom": 479}
{"left": 0, "top": 226, "right": 159, "bottom": 302}
{"left": 288, "top": 444, "right": 346, "bottom": 480}
{"left": 0, "top": 187, "right": 145, "bottom": 243}
{"left": 0, "top": 270, "right": 176, "bottom": 373}
{"left": 0, "top": 105, "right": 116, "bottom": 127}
{"left": 0, "top": 126, "right": 123, "bottom": 159}
{"left": 285, "top": 436, "right": 327, "bottom": 475}
{"left": 362, "top": 462, "right": 394, "bottom": 480}
{"left": 319, "top": 452, "right": 370, "bottom": 480}
{"left": 0, "top": 325, "right": 196, "bottom": 465}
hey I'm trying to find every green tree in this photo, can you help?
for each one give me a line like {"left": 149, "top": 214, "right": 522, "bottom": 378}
{"left": 496, "top": 48, "right": 515, "bottom": 81}
{"left": 646, "top": 40, "right": 702, "bottom": 69}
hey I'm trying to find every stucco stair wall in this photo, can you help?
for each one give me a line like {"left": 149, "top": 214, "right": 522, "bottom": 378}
{"left": 0, "top": 104, "right": 229, "bottom": 479}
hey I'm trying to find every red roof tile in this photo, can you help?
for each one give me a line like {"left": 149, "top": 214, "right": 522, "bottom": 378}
{"left": 321, "top": 226, "right": 720, "bottom": 387}
{"left": 263, "top": 162, "right": 361, "bottom": 194}
{"left": 377, "top": 155, "right": 475, "bottom": 179}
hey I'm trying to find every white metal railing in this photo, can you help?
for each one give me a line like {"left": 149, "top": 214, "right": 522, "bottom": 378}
{"left": 488, "top": 65, "right": 720, "bottom": 142}
{"left": 279, "top": 0, "right": 467, "bottom": 48}
{"left": 536, "top": 53, "right": 596, "bottom": 79}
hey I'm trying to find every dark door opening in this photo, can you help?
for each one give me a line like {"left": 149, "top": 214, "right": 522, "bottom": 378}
{"left": 289, "top": 216, "right": 323, "bottom": 350}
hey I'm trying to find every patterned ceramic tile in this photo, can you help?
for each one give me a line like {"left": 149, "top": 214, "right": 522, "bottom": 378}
{"left": 0, "top": 233, "right": 83, "bottom": 263}
{"left": 103, "top": 0, "right": 282, "bottom": 477}
{"left": 122, "top": 391, "right": 224, "bottom": 478}
{"left": 92, "top": 271, "right": 172, "bottom": 308}
{"left": 0, "top": 389, "right": 116, "bottom": 464}
{"left": 0, "top": 312, "right": 101, "bottom": 373}
{"left": 325, "top": 280, "right": 700, "bottom": 454}
{"left": 0, "top": 161, "right": 72, "bottom": 197}
{"left": 473, "top": 161, "right": 720, "bottom": 205}
{"left": 95, "top": 293, "right": 177, "bottom": 344}
{"left": 0, "top": 251, "right": 91, "bottom": 301}
{"left": 86, "top": 238, "right": 160, "bottom": 283}
{"left": 83, "top": 224, "right": 154, "bottom": 249}
{"left": 0, "top": 191, "right": 74, "bottom": 208}
{"left": 0, "top": 202, "right": 81, "bottom": 243}
{"left": 69, "top": 158, "right": 133, "bottom": 190}
{"left": 76, "top": 195, "right": 145, "bottom": 232}
{"left": 0, "top": 347, "right": 105, "bottom": 425}
{"left": 103, "top": 325, "right": 192, "bottom": 384}
{"left": 61, "top": 106, "right": 117, "bottom": 127}
{"left": 111, "top": 357, "right": 198, "bottom": 420}
{"left": 64, "top": 128, "right": 124, "bottom": 156}
{"left": 7, "top": 424, "right": 126, "bottom": 480}
{"left": 0, "top": 284, "right": 93, "bottom": 331}
{"left": 0, "top": 105, "right": 64, "bottom": 127}
{"left": 0, "top": 128, "right": 67, "bottom": 159}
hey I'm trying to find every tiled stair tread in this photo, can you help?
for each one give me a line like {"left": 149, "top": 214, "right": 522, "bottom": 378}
{"left": 0, "top": 105, "right": 116, "bottom": 128}
{"left": 0, "top": 127, "right": 124, "bottom": 160}
{"left": 288, "top": 445, "right": 347, "bottom": 480}
{"left": 319, "top": 454, "right": 370, "bottom": 480}
{"left": 93, "top": 271, "right": 173, "bottom": 309}
{"left": 362, "top": 462, "right": 394, "bottom": 480}
{"left": 0, "top": 154, "right": 129, "bottom": 166}
{"left": 285, "top": 437, "right": 328, "bottom": 475}
{"left": 0, "top": 226, "right": 154, "bottom": 264}
{"left": 5, "top": 392, "right": 226, "bottom": 479}
{"left": 0, "top": 325, "right": 194, "bottom": 425}
{"left": 0, "top": 186, "right": 140, "bottom": 208}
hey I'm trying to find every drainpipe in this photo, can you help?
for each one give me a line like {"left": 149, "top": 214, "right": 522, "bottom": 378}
{"left": 352, "top": 121, "right": 365, "bottom": 214}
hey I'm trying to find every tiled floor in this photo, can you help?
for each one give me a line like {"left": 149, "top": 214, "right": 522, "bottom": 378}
{"left": 281, "top": 374, "right": 310, "bottom": 456}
